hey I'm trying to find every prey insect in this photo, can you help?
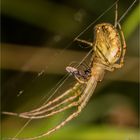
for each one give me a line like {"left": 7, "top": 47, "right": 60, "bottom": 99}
{"left": 66, "top": 62, "right": 91, "bottom": 84}
{"left": 2, "top": 0, "right": 136, "bottom": 139}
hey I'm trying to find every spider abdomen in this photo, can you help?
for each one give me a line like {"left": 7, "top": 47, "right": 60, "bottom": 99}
{"left": 94, "top": 23, "right": 122, "bottom": 64}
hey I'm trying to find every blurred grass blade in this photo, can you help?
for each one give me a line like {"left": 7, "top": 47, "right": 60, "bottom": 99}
{"left": 122, "top": 4, "right": 140, "bottom": 39}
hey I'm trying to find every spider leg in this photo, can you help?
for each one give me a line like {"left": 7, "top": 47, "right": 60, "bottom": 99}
{"left": 3, "top": 96, "right": 80, "bottom": 120}
{"left": 74, "top": 76, "right": 87, "bottom": 84}
{"left": 30, "top": 90, "right": 74, "bottom": 113}
{"left": 2, "top": 83, "right": 84, "bottom": 119}
{"left": 18, "top": 100, "right": 80, "bottom": 119}
{"left": 74, "top": 38, "right": 93, "bottom": 47}
{"left": 44, "top": 92, "right": 93, "bottom": 137}
{"left": 94, "top": 62, "right": 114, "bottom": 72}
{"left": 93, "top": 57, "right": 114, "bottom": 71}
{"left": 24, "top": 83, "right": 81, "bottom": 114}
{"left": 14, "top": 104, "right": 83, "bottom": 140}
{"left": 20, "top": 83, "right": 86, "bottom": 119}
{"left": 111, "top": 1, "right": 126, "bottom": 69}
{"left": 112, "top": 23, "right": 126, "bottom": 69}
{"left": 22, "top": 91, "right": 81, "bottom": 116}
{"left": 114, "top": 1, "right": 118, "bottom": 27}
{"left": 16, "top": 76, "right": 97, "bottom": 140}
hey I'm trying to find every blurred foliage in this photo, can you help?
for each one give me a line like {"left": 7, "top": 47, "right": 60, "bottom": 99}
{"left": 122, "top": 3, "right": 140, "bottom": 39}
{"left": 1, "top": 0, "right": 139, "bottom": 140}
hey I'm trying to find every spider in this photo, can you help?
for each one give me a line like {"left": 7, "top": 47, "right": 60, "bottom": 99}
{"left": 2, "top": 0, "right": 136, "bottom": 139}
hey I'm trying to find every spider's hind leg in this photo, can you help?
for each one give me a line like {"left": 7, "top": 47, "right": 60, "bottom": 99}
{"left": 74, "top": 38, "right": 93, "bottom": 47}
{"left": 113, "top": 2, "right": 126, "bottom": 69}
{"left": 114, "top": 0, "right": 119, "bottom": 27}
